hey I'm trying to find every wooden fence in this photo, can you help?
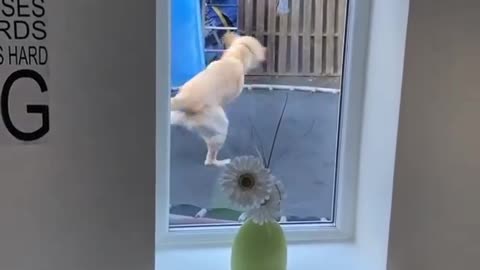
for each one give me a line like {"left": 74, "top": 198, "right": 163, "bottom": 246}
{"left": 238, "top": 0, "right": 347, "bottom": 77}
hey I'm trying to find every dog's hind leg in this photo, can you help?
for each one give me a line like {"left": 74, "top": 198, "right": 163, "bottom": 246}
{"left": 200, "top": 106, "right": 230, "bottom": 167}
{"left": 204, "top": 135, "right": 231, "bottom": 167}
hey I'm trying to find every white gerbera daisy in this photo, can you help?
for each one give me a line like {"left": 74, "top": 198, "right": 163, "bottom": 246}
{"left": 242, "top": 180, "right": 285, "bottom": 225}
{"left": 219, "top": 156, "right": 275, "bottom": 209}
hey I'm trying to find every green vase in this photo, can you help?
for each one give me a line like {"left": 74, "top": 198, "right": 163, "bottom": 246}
{"left": 231, "top": 219, "right": 287, "bottom": 270}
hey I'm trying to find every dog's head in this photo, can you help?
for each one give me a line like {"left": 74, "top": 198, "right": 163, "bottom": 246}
{"left": 222, "top": 34, "right": 267, "bottom": 72}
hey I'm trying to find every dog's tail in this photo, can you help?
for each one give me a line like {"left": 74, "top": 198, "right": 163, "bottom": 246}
{"left": 170, "top": 96, "right": 186, "bottom": 111}
{"left": 170, "top": 95, "right": 204, "bottom": 113}
{"left": 170, "top": 110, "right": 188, "bottom": 127}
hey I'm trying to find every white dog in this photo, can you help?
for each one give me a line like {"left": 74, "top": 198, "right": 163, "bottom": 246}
{"left": 170, "top": 33, "right": 266, "bottom": 166}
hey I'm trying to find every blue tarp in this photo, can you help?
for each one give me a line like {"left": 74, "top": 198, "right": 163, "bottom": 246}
{"left": 171, "top": 0, "right": 239, "bottom": 89}
{"left": 170, "top": 0, "right": 206, "bottom": 89}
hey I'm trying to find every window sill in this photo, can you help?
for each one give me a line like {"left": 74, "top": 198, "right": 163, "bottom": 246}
{"left": 156, "top": 241, "right": 379, "bottom": 270}
{"left": 158, "top": 221, "right": 350, "bottom": 248}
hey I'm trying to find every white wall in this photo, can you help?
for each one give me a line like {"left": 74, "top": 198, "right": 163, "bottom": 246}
{"left": 388, "top": 0, "right": 480, "bottom": 269}
{"left": 0, "top": 1, "right": 156, "bottom": 270}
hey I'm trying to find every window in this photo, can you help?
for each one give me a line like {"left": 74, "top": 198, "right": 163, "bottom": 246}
{"left": 167, "top": 0, "right": 351, "bottom": 231}
{"left": 157, "top": 0, "right": 403, "bottom": 252}
{"left": 160, "top": 0, "right": 361, "bottom": 242}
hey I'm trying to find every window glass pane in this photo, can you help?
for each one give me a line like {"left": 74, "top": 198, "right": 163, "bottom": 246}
{"left": 169, "top": 0, "right": 348, "bottom": 228}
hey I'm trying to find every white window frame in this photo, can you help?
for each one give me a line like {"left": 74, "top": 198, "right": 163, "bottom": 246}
{"left": 156, "top": 0, "right": 409, "bottom": 267}
{"left": 157, "top": 0, "right": 368, "bottom": 246}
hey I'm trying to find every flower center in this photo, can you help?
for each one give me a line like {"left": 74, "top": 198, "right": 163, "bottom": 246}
{"left": 238, "top": 173, "right": 256, "bottom": 190}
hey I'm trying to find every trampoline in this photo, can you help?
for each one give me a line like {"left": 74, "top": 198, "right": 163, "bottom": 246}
{"left": 169, "top": 0, "right": 341, "bottom": 225}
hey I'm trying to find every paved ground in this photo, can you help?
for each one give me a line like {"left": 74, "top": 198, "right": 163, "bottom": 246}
{"left": 170, "top": 88, "right": 340, "bottom": 222}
